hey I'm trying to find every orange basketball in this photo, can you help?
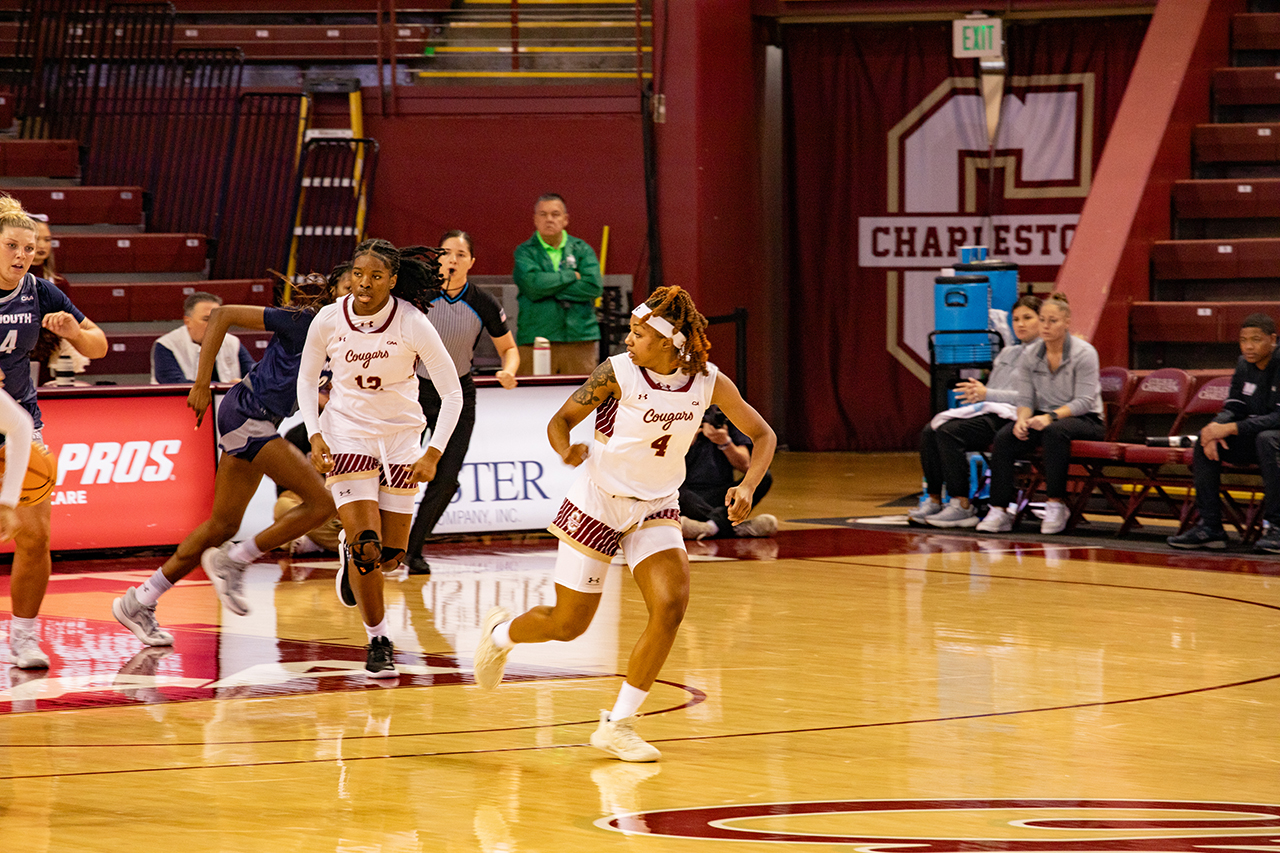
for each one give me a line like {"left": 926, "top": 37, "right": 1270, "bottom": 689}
{"left": 0, "top": 441, "right": 58, "bottom": 506}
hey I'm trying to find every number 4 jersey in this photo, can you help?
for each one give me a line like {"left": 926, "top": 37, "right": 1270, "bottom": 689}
{"left": 586, "top": 353, "right": 719, "bottom": 501}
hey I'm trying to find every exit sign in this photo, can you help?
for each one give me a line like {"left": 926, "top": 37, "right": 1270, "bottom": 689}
{"left": 953, "top": 17, "right": 1002, "bottom": 59}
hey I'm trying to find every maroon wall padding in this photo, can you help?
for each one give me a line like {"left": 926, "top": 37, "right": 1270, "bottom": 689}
{"left": 1131, "top": 300, "right": 1280, "bottom": 342}
{"left": 63, "top": 279, "right": 271, "bottom": 323}
{"left": 0, "top": 140, "right": 79, "bottom": 178}
{"left": 1213, "top": 67, "right": 1280, "bottom": 105}
{"left": 0, "top": 186, "right": 143, "bottom": 225}
{"left": 1194, "top": 122, "right": 1280, "bottom": 161}
{"left": 53, "top": 234, "right": 207, "bottom": 274}
{"left": 356, "top": 88, "right": 647, "bottom": 286}
{"left": 1063, "top": 0, "right": 1247, "bottom": 367}
{"left": 1230, "top": 12, "right": 1280, "bottom": 50}
{"left": 1173, "top": 178, "right": 1280, "bottom": 217}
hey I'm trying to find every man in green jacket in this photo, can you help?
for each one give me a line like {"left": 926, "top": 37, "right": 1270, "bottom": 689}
{"left": 513, "top": 193, "right": 603, "bottom": 375}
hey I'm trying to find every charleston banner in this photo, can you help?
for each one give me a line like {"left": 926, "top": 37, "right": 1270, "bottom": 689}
{"left": 783, "top": 16, "right": 1149, "bottom": 450}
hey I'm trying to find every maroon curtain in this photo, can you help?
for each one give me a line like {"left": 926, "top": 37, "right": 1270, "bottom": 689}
{"left": 783, "top": 17, "right": 1148, "bottom": 451}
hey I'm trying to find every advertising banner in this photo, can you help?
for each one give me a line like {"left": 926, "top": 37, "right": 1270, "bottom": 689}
{"left": 1, "top": 394, "right": 218, "bottom": 552}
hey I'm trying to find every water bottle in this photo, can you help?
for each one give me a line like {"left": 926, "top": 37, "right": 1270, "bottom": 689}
{"left": 533, "top": 337, "right": 551, "bottom": 375}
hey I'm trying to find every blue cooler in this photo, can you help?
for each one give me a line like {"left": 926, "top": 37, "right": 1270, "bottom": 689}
{"left": 954, "top": 259, "right": 1019, "bottom": 316}
{"left": 933, "top": 274, "right": 990, "bottom": 364}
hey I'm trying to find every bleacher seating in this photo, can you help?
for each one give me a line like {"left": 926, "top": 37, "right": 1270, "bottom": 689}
{"left": 89, "top": 329, "right": 272, "bottom": 379}
{"left": 0, "top": 186, "right": 144, "bottom": 226}
{"left": 61, "top": 279, "right": 272, "bottom": 323}
{"left": 0, "top": 140, "right": 79, "bottom": 179}
{"left": 51, "top": 234, "right": 207, "bottom": 276}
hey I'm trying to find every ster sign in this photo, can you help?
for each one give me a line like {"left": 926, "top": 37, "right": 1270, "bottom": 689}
{"left": 953, "top": 16, "right": 1002, "bottom": 59}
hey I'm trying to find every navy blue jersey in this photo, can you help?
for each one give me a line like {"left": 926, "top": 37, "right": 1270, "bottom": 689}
{"left": 0, "top": 274, "right": 85, "bottom": 428}
{"left": 241, "top": 306, "right": 316, "bottom": 418}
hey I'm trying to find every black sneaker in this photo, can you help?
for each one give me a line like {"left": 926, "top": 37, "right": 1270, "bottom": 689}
{"left": 335, "top": 529, "right": 357, "bottom": 608}
{"left": 1254, "top": 528, "right": 1280, "bottom": 554}
{"left": 1167, "top": 524, "right": 1228, "bottom": 550}
{"left": 407, "top": 554, "right": 431, "bottom": 575}
{"left": 365, "top": 636, "right": 398, "bottom": 679}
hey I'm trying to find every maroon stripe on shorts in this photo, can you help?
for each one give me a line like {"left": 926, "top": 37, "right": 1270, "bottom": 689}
{"left": 552, "top": 499, "right": 620, "bottom": 556}
{"left": 595, "top": 397, "right": 618, "bottom": 439}
{"left": 331, "top": 453, "right": 379, "bottom": 476}
{"left": 645, "top": 507, "right": 680, "bottom": 524}
{"left": 380, "top": 463, "right": 416, "bottom": 490}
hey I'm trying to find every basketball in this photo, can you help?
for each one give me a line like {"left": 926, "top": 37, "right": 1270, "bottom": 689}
{"left": 0, "top": 441, "right": 58, "bottom": 506}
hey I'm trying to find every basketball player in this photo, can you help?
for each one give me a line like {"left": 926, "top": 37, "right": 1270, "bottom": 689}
{"left": 111, "top": 274, "right": 339, "bottom": 647}
{"left": 472, "top": 286, "right": 776, "bottom": 762}
{"left": 297, "top": 239, "right": 463, "bottom": 678}
{"left": 404, "top": 230, "right": 519, "bottom": 575}
{"left": 0, "top": 379, "right": 34, "bottom": 541}
{"left": 0, "top": 195, "right": 108, "bottom": 669}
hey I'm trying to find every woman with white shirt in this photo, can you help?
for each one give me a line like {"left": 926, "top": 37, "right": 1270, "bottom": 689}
{"left": 297, "top": 239, "right": 463, "bottom": 679}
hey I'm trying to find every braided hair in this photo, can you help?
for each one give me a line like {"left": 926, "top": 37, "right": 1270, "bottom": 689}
{"left": 644, "top": 285, "right": 710, "bottom": 376}
{"left": 352, "top": 238, "right": 444, "bottom": 315}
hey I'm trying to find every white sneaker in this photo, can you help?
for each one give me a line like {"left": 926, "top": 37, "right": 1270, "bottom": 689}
{"left": 680, "top": 516, "right": 717, "bottom": 540}
{"left": 1040, "top": 501, "right": 1069, "bottom": 535}
{"left": 589, "top": 709, "right": 661, "bottom": 762}
{"left": 10, "top": 628, "right": 50, "bottom": 669}
{"left": 112, "top": 588, "right": 175, "bottom": 646}
{"left": 201, "top": 542, "right": 250, "bottom": 616}
{"left": 734, "top": 513, "right": 777, "bottom": 538}
{"left": 473, "top": 606, "right": 512, "bottom": 690}
{"left": 976, "top": 506, "right": 1014, "bottom": 533}
{"left": 925, "top": 499, "right": 978, "bottom": 528}
{"left": 907, "top": 497, "right": 944, "bottom": 522}
{"left": 335, "top": 529, "right": 357, "bottom": 608}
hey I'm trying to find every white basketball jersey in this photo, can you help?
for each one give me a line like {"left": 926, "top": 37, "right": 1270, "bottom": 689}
{"left": 586, "top": 353, "right": 719, "bottom": 501}
{"left": 318, "top": 295, "right": 439, "bottom": 438}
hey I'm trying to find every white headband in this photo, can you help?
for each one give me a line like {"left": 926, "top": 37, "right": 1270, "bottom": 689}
{"left": 632, "top": 304, "right": 686, "bottom": 348}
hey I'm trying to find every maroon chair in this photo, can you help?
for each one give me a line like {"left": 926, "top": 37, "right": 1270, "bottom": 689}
{"left": 1064, "top": 368, "right": 1194, "bottom": 531}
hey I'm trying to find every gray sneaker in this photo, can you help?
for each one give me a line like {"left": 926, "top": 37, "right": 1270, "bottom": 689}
{"left": 112, "top": 588, "right": 175, "bottom": 647}
{"left": 680, "top": 516, "right": 718, "bottom": 540}
{"left": 908, "top": 497, "right": 944, "bottom": 522}
{"left": 201, "top": 542, "right": 250, "bottom": 616}
{"left": 976, "top": 506, "right": 1014, "bottom": 533}
{"left": 926, "top": 499, "right": 978, "bottom": 528}
{"left": 734, "top": 514, "right": 777, "bottom": 538}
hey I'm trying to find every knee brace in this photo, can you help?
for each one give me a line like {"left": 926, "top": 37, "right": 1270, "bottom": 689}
{"left": 380, "top": 546, "right": 406, "bottom": 570}
{"left": 351, "top": 529, "right": 382, "bottom": 575}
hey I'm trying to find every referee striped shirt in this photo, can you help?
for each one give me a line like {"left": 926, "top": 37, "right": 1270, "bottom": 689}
{"left": 416, "top": 282, "right": 510, "bottom": 378}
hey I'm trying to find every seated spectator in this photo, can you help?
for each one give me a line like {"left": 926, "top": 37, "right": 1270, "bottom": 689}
{"left": 976, "top": 292, "right": 1105, "bottom": 535}
{"left": 679, "top": 405, "right": 776, "bottom": 539}
{"left": 912, "top": 294, "right": 1043, "bottom": 527}
{"left": 29, "top": 214, "right": 68, "bottom": 289}
{"left": 151, "top": 292, "right": 255, "bottom": 384}
{"left": 1168, "top": 313, "right": 1280, "bottom": 553}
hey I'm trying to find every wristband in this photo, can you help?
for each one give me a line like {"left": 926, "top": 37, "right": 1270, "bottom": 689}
{"left": 717, "top": 442, "right": 733, "bottom": 450}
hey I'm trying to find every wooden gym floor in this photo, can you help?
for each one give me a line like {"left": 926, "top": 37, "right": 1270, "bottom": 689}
{"left": 2, "top": 451, "right": 1278, "bottom": 851}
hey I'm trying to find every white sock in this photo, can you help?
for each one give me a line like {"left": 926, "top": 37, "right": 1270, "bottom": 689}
{"left": 365, "top": 620, "right": 389, "bottom": 642}
{"left": 492, "top": 619, "right": 514, "bottom": 650}
{"left": 136, "top": 568, "right": 174, "bottom": 607}
{"left": 228, "top": 539, "right": 263, "bottom": 564}
{"left": 10, "top": 615, "right": 36, "bottom": 636}
{"left": 608, "top": 682, "right": 649, "bottom": 722}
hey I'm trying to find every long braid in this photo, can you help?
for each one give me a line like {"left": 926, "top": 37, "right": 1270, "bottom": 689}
{"left": 645, "top": 285, "right": 710, "bottom": 376}
{"left": 394, "top": 244, "right": 445, "bottom": 314}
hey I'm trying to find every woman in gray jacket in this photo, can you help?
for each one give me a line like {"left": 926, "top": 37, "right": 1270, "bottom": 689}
{"left": 913, "top": 295, "right": 1043, "bottom": 528}
{"left": 977, "top": 292, "right": 1105, "bottom": 535}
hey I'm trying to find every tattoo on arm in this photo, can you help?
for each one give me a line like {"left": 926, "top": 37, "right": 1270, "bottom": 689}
{"left": 571, "top": 360, "right": 616, "bottom": 406}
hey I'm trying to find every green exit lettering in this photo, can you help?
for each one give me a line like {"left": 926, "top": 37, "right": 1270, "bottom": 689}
{"left": 964, "top": 24, "right": 993, "bottom": 51}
